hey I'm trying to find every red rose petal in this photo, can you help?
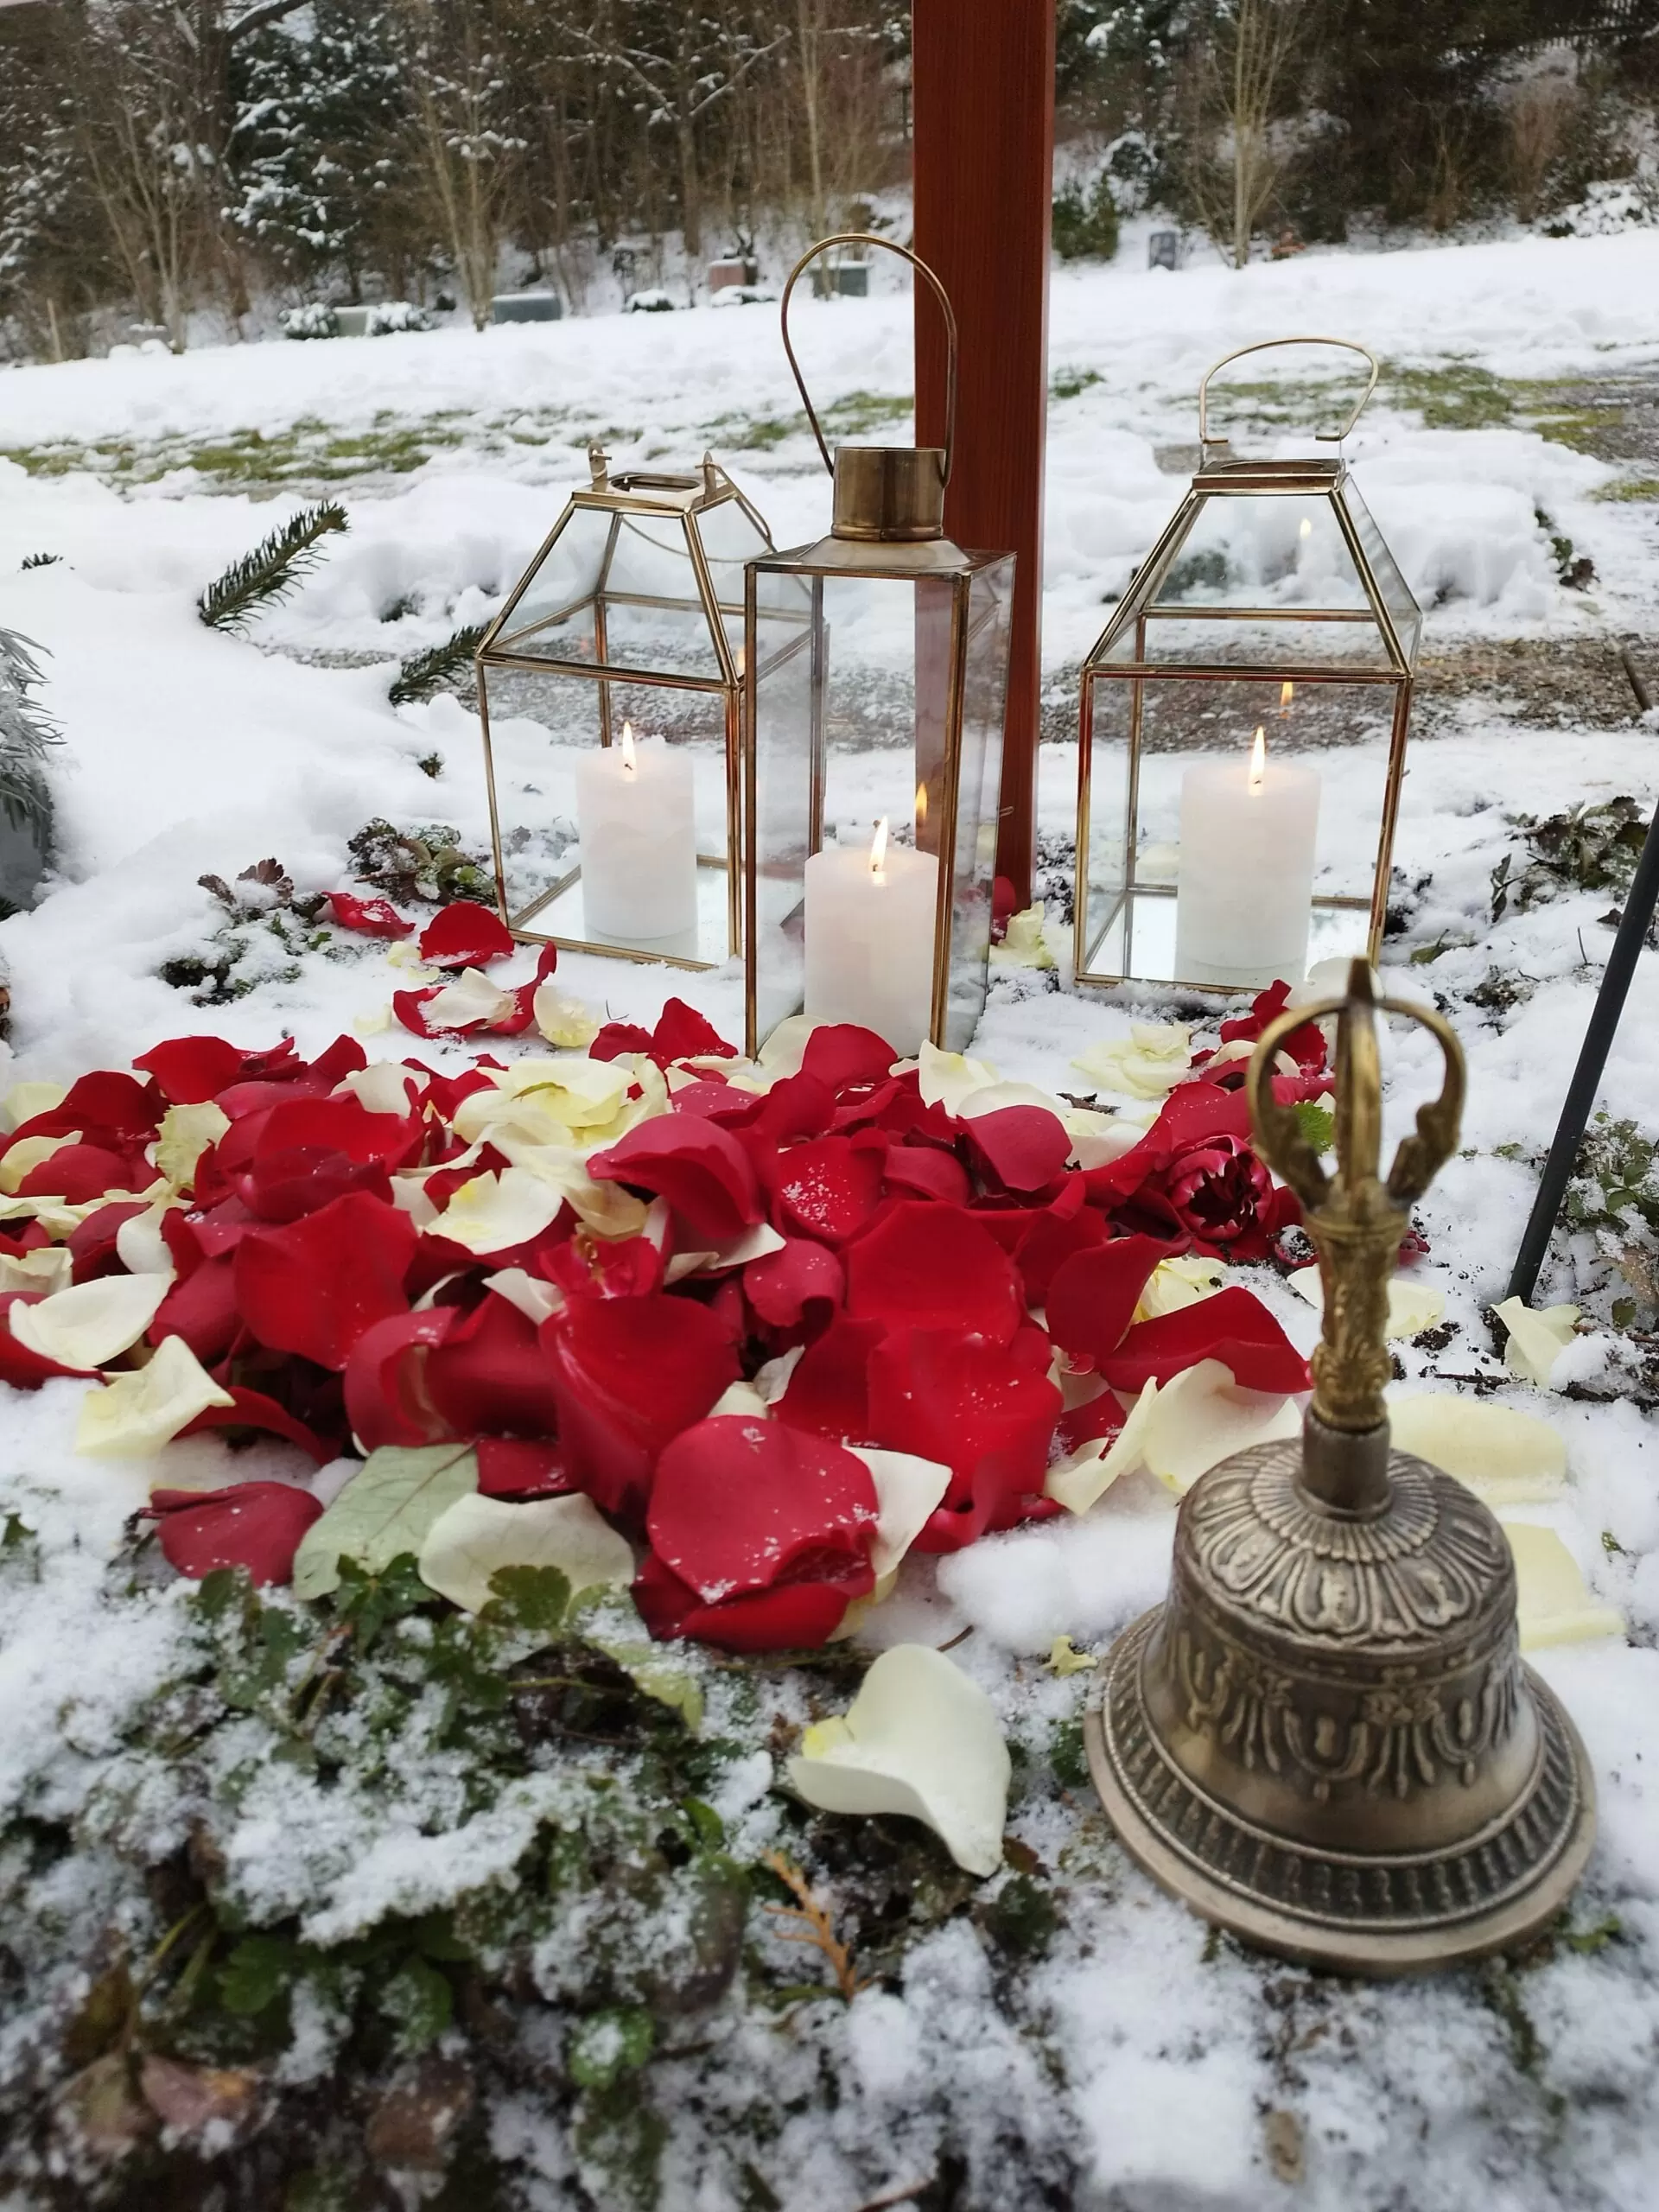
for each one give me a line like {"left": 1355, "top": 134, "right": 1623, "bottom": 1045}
{"left": 772, "top": 1314, "right": 885, "bottom": 1443}
{"left": 651, "top": 998, "right": 735, "bottom": 1065}
{"left": 326, "top": 892, "right": 415, "bottom": 940}
{"left": 132, "top": 1037, "right": 249, "bottom": 1105}
{"left": 1057, "top": 1384, "right": 1128, "bottom": 1455}
{"left": 646, "top": 1415, "right": 877, "bottom": 1604}
{"left": 0, "top": 1292, "right": 94, "bottom": 1385}
{"left": 8, "top": 1070, "right": 159, "bottom": 1147}
{"left": 844, "top": 1200, "right": 1024, "bottom": 1347}
{"left": 67, "top": 1201, "right": 150, "bottom": 1284}
{"left": 478, "top": 1438, "right": 575, "bottom": 1498}
{"left": 143, "top": 1482, "right": 322, "bottom": 1586}
{"left": 632, "top": 1551, "right": 863, "bottom": 1652}
{"left": 179, "top": 1388, "right": 336, "bottom": 1464}
{"left": 868, "top": 1324, "right": 1060, "bottom": 1552}
{"left": 881, "top": 1143, "right": 971, "bottom": 1206}
{"left": 1007, "top": 1204, "right": 1111, "bottom": 1309}
{"left": 542, "top": 1292, "right": 739, "bottom": 1522}
{"left": 150, "top": 1254, "right": 243, "bottom": 1367}
{"left": 234, "top": 1191, "right": 417, "bottom": 1370}
{"left": 588, "top": 1116, "right": 761, "bottom": 1243}
{"left": 771, "top": 1135, "right": 883, "bottom": 1244}
{"left": 426, "top": 1294, "right": 562, "bottom": 1440}
{"left": 343, "top": 1309, "right": 458, "bottom": 1451}
{"left": 538, "top": 1232, "right": 663, "bottom": 1301}
{"left": 589, "top": 1020, "right": 658, "bottom": 1062}
{"left": 963, "top": 1105, "right": 1072, "bottom": 1195}
{"left": 1097, "top": 1285, "right": 1310, "bottom": 1395}
{"left": 1045, "top": 1234, "right": 1179, "bottom": 1367}
{"left": 417, "top": 899, "right": 516, "bottom": 969}
{"left": 17, "top": 1142, "right": 143, "bottom": 1204}
{"left": 744, "top": 1237, "right": 844, "bottom": 1332}
{"left": 798, "top": 1024, "right": 896, "bottom": 1095}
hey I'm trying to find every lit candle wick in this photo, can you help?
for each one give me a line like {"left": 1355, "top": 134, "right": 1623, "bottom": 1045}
{"left": 869, "top": 816, "right": 889, "bottom": 877}
{"left": 620, "top": 721, "right": 637, "bottom": 775}
{"left": 1248, "top": 725, "right": 1267, "bottom": 792}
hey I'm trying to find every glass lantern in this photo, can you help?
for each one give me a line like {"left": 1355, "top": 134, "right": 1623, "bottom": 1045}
{"left": 742, "top": 236, "right": 1014, "bottom": 1058}
{"left": 475, "top": 446, "right": 773, "bottom": 968}
{"left": 1073, "top": 339, "right": 1420, "bottom": 995}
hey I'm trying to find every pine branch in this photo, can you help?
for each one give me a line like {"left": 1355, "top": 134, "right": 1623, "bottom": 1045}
{"left": 0, "top": 626, "right": 60, "bottom": 839}
{"left": 197, "top": 501, "right": 349, "bottom": 635}
{"left": 388, "top": 623, "right": 486, "bottom": 708}
{"left": 761, "top": 1851, "right": 868, "bottom": 2002}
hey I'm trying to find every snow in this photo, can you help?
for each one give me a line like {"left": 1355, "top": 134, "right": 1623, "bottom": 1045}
{"left": 3, "top": 226, "right": 1659, "bottom": 2207}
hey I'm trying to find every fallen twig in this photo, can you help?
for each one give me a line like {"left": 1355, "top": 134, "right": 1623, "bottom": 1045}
{"left": 761, "top": 1851, "right": 868, "bottom": 2003}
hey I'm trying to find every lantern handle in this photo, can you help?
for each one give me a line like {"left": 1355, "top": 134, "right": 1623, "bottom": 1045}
{"left": 779, "top": 232, "right": 958, "bottom": 487}
{"left": 1198, "top": 336, "right": 1380, "bottom": 452}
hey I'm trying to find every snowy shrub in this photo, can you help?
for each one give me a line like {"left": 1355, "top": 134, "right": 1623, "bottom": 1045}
{"left": 1546, "top": 166, "right": 1659, "bottom": 237}
{"left": 625, "top": 289, "right": 677, "bottom": 314}
{"left": 367, "top": 300, "right": 432, "bottom": 335}
{"left": 280, "top": 302, "right": 340, "bottom": 341}
{"left": 1052, "top": 170, "right": 1121, "bottom": 261}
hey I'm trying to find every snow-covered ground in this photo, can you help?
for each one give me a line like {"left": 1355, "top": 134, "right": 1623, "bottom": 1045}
{"left": 3, "top": 229, "right": 1659, "bottom": 2209}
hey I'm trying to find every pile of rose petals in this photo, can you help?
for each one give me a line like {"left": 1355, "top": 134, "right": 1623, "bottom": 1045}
{"left": 0, "top": 918, "right": 1322, "bottom": 1651}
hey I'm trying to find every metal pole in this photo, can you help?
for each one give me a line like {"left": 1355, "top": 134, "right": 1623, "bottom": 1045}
{"left": 1508, "top": 798, "right": 1659, "bottom": 1303}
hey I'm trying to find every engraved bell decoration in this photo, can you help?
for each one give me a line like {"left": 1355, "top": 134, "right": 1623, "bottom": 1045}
{"left": 1087, "top": 963, "right": 1596, "bottom": 1972}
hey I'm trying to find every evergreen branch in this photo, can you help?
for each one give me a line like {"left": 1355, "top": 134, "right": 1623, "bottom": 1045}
{"left": 388, "top": 623, "right": 486, "bottom": 708}
{"left": 0, "top": 626, "right": 60, "bottom": 839}
{"left": 197, "top": 501, "right": 349, "bottom": 635}
{"left": 761, "top": 1851, "right": 868, "bottom": 2002}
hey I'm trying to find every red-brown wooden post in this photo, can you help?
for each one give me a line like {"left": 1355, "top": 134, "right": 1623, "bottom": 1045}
{"left": 912, "top": 0, "right": 1055, "bottom": 906}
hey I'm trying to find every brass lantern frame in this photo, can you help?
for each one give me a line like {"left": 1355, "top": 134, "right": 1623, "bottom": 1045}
{"left": 475, "top": 447, "right": 772, "bottom": 970}
{"left": 1073, "top": 337, "right": 1419, "bottom": 997}
{"left": 740, "top": 235, "right": 1015, "bottom": 1060}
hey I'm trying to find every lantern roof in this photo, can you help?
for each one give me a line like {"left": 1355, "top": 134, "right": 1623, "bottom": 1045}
{"left": 480, "top": 447, "right": 771, "bottom": 685}
{"left": 1085, "top": 340, "right": 1421, "bottom": 683}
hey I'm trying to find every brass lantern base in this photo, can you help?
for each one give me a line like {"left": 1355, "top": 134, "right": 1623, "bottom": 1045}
{"left": 1086, "top": 1440, "right": 1599, "bottom": 1977}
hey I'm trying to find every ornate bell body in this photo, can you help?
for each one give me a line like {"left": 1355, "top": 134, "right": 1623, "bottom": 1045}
{"left": 1088, "top": 967, "right": 1596, "bottom": 1972}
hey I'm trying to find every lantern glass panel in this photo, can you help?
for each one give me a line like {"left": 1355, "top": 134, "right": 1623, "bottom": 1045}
{"left": 745, "top": 549, "right": 1010, "bottom": 1056}
{"left": 1342, "top": 480, "right": 1421, "bottom": 664}
{"left": 479, "top": 466, "right": 772, "bottom": 967}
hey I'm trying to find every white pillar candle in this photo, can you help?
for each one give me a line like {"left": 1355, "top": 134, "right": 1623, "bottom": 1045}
{"left": 804, "top": 818, "right": 939, "bottom": 1056}
{"left": 1174, "top": 727, "right": 1320, "bottom": 989}
{"left": 575, "top": 724, "right": 699, "bottom": 942}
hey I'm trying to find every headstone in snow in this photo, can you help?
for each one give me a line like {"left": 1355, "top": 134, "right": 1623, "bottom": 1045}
{"left": 492, "top": 293, "right": 563, "bottom": 324}
{"left": 1148, "top": 230, "right": 1183, "bottom": 270}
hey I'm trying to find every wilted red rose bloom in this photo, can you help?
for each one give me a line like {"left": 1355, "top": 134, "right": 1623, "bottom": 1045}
{"left": 1133, "top": 1132, "right": 1298, "bottom": 1262}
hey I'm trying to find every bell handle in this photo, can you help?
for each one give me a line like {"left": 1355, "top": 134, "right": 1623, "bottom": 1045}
{"left": 779, "top": 232, "right": 958, "bottom": 487}
{"left": 1198, "top": 336, "right": 1380, "bottom": 452}
{"left": 1248, "top": 966, "right": 1465, "bottom": 1211}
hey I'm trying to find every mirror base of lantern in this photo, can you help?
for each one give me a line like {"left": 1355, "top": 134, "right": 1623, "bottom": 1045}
{"left": 1085, "top": 1610, "right": 1598, "bottom": 1977}
{"left": 505, "top": 855, "right": 734, "bottom": 970}
{"left": 1077, "top": 887, "right": 1371, "bottom": 996}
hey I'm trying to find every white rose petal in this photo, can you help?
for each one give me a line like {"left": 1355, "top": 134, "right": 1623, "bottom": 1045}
{"left": 1, "top": 1080, "right": 67, "bottom": 1134}
{"left": 664, "top": 1218, "right": 787, "bottom": 1282}
{"left": 484, "top": 1268, "right": 566, "bottom": 1325}
{"left": 1046, "top": 1382, "right": 1159, "bottom": 1515}
{"left": 1292, "top": 1264, "right": 1446, "bottom": 1340}
{"left": 532, "top": 982, "right": 601, "bottom": 1048}
{"left": 75, "top": 1334, "right": 235, "bottom": 1458}
{"left": 431, "top": 1167, "right": 565, "bottom": 1255}
{"left": 1071, "top": 1020, "right": 1192, "bottom": 1099}
{"left": 1388, "top": 1393, "right": 1567, "bottom": 1502}
{"left": 710, "top": 1380, "right": 772, "bottom": 1421}
{"left": 10, "top": 1272, "right": 172, "bottom": 1370}
{"left": 787, "top": 1643, "right": 1010, "bottom": 1878}
{"left": 755, "top": 1015, "right": 815, "bottom": 1078}
{"left": 0, "top": 1130, "right": 80, "bottom": 1196}
{"left": 116, "top": 1205, "right": 179, "bottom": 1281}
{"left": 1143, "top": 1359, "right": 1300, "bottom": 1496}
{"left": 988, "top": 903, "right": 1055, "bottom": 970}
{"left": 1503, "top": 1522, "right": 1624, "bottom": 1650}
{"left": 425, "top": 965, "right": 518, "bottom": 1032}
{"left": 1061, "top": 1107, "right": 1144, "bottom": 1172}
{"left": 916, "top": 1039, "right": 1001, "bottom": 1116}
{"left": 155, "top": 1101, "right": 231, "bottom": 1188}
{"left": 1492, "top": 1295, "right": 1580, "bottom": 1389}
{"left": 340, "top": 1062, "right": 421, "bottom": 1117}
{"left": 417, "top": 1491, "right": 634, "bottom": 1614}
{"left": 0, "top": 1245, "right": 73, "bottom": 1298}
{"left": 1137, "top": 1255, "right": 1225, "bottom": 1320}
{"left": 848, "top": 1447, "right": 953, "bottom": 1582}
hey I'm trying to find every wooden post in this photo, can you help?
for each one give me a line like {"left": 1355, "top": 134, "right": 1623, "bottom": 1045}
{"left": 912, "top": 0, "right": 1054, "bottom": 906}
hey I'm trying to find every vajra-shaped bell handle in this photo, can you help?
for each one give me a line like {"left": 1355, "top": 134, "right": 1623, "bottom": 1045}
{"left": 1245, "top": 962, "right": 1465, "bottom": 1468}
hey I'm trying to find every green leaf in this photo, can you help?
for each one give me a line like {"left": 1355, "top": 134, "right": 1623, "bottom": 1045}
{"left": 569, "top": 2006, "right": 655, "bottom": 2089}
{"left": 377, "top": 1954, "right": 453, "bottom": 2052}
{"left": 412, "top": 1911, "right": 474, "bottom": 1964}
{"left": 219, "top": 1934, "right": 300, "bottom": 2017}
{"left": 569, "top": 1591, "right": 703, "bottom": 1732}
{"left": 292, "top": 1446, "right": 478, "bottom": 1601}
{"left": 481, "top": 1563, "right": 572, "bottom": 1638}
{"left": 1293, "top": 1101, "right": 1335, "bottom": 1154}
{"left": 332, "top": 1553, "right": 434, "bottom": 1649}
{"left": 681, "top": 1798, "right": 725, "bottom": 1850}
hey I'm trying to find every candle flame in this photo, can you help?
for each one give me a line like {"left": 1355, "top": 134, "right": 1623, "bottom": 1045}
{"left": 869, "top": 817, "right": 889, "bottom": 874}
{"left": 1249, "top": 726, "right": 1267, "bottom": 791}
{"left": 1299, "top": 517, "right": 1313, "bottom": 540}
{"left": 734, "top": 645, "right": 747, "bottom": 677}
{"left": 915, "top": 782, "right": 928, "bottom": 830}
{"left": 620, "top": 721, "right": 637, "bottom": 774}
{"left": 1279, "top": 680, "right": 1294, "bottom": 714}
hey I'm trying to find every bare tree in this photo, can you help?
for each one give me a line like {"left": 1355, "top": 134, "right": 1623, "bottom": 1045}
{"left": 397, "top": 0, "right": 525, "bottom": 327}
{"left": 1183, "top": 0, "right": 1313, "bottom": 270}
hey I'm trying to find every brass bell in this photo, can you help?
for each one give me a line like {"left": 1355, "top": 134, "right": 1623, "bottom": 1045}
{"left": 1087, "top": 962, "right": 1596, "bottom": 1972}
